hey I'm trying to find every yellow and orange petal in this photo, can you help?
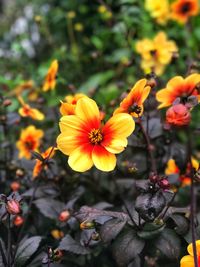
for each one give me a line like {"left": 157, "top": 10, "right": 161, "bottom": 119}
{"left": 18, "top": 96, "right": 44, "bottom": 120}
{"left": 165, "top": 159, "right": 180, "bottom": 175}
{"left": 180, "top": 240, "right": 200, "bottom": 267}
{"left": 32, "top": 146, "right": 55, "bottom": 178}
{"left": 57, "top": 97, "right": 135, "bottom": 172}
{"left": 43, "top": 60, "right": 58, "bottom": 92}
{"left": 60, "top": 93, "right": 87, "bottom": 116}
{"left": 156, "top": 74, "right": 200, "bottom": 109}
{"left": 145, "top": 0, "right": 170, "bottom": 25}
{"left": 114, "top": 79, "right": 151, "bottom": 117}
{"left": 171, "top": 0, "right": 199, "bottom": 24}
{"left": 16, "top": 125, "right": 44, "bottom": 159}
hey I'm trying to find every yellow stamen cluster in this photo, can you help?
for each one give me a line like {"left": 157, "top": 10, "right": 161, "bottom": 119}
{"left": 88, "top": 129, "right": 103, "bottom": 144}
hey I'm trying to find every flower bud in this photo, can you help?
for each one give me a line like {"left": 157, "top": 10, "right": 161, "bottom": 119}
{"left": 158, "top": 179, "right": 170, "bottom": 190}
{"left": 80, "top": 220, "right": 95, "bottom": 230}
{"left": 58, "top": 210, "right": 71, "bottom": 222}
{"left": 166, "top": 104, "right": 191, "bottom": 126}
{"left": 13, "top": 215, "right": 24, "bottom": 226}
{"left": 16, "top": 169, "right": 25, "bottom": 177}
{"left": 53, "top": 249, "right": 63, "bottom": 262}
{"left": 149, "top": 172, "right": 159, "bottom": 183}
{"left": 91, "top": 231, "right": 100, "bottom": 241}
{"left": 3, "top": 99, "right": 12, "bottom": 107}
{"left": 10, "top": 181, "right": 20, "bottom": 192}
{"left": 6, "top": 199, "right": 21, "bottom": 215}
{"left": 51, "top": 229, "right": 64, "bottom": 240}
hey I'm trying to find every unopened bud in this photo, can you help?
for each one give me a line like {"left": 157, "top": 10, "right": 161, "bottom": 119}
{"left": 158, "top": 179, "right": 170, "bottom": 190}
{"left": 91, "top": 231, "right": 100, "bottom": 241}
{"left": 16, "top": 169, "right": 24, "bottom": 177}
{"left": 3, "top": 99, "right": 12, "bottom": 107}
{"left": 53, "top": 249, "right": 63, "bottom": 262}
{"left": 58, "top": 210, "right": 71, "bottom": 222}
{"left": 13, "top": 215, "right": 24, "bottom": 226}
{"left": 80, "top": 220, "right": 95, "bottom": 230}
{"left": 10, "top": 181, "right": 20, "bottom": 192}
{"left": 6, "top": 199, "right": 21, "bottom": 215}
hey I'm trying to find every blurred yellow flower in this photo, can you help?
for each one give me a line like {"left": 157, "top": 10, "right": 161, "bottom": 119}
{"left": 180, "top": 240, "right": 200, "bottom": 267}
{"left": 57, "top": 97, "right": 135, "bottom": 172}
{"left": 43, "top": 60, "right": 58, "bottom": 92}
{"left": 145, "top": 0, "right": 170, "bottom": 25}
{"left": 33, "top": 146, "right": 55, "bottom": 179}
{"left": 16, "top": 125, "right": 44, "bottom": 159}
{"left": 51, "top": 229, "right": 64, "bottom": 240}
{"left": 135, "top": 32, "right": 178, "bottom": 76}
{"left": 98, "top": 5, "right": 107, "bottom": 13}
{"left": 171, "top": 0, "right": 199, "bottom": 24}
{"left": 74, "top": 23, "right": 84, "bottom": 32}
{"left": 67, "top": 11, "right": 76, "bottom": 19}
{"left": 18, "top": 96, "right": 44, "bottom": 121}
{"left": 114, "top": 79, "right": 151, "bottom": 117}
{"left": 60, "top": 93, "right": 88, "bottom": 116}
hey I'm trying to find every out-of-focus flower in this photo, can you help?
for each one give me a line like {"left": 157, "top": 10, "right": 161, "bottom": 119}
{"left": 113, "top": 79, "right": 151, "bottom": 117}
{"left": 58, "top": 210, "right": 71, "bottom": 222}
{"left": 16, "top": 125, "right": 44, "bottom": 159}
{"left": 74, "top": 23, "right": 84, "bottom": 32}
{"left": 57, "top": 97, "right": 135, "bottom": 172}
{"left": 18, "top": 96, "right": 44, "bottom": 120}
{"left": 145, "top": 0, "right": 170, "bottom": 25}
{"left": 156, "top": 74, "right": 200, "bottom": 108}
{"left": 6, "top": 199, "right": 21, "bottom": 215}
{"left": 165, "top": 158, "right": 199, "bottom": 186}
{"left": 171, "top": 0, "right": 199, "bottom": 24}
{"left": 80, "top": 220, "right": 95, "bottom": 230}
{"left": 51, "top": 229, "right": 64, "bottom": 240}
{"left": 34, "top": 15, "right": 42, "bottom": 23}
{"left": 180, "top": 240, "right": 200, "bottom": 267}
{"left": 166, "top": 104, "right": 191, "bottom": 126}
{"left": 32, "top": 147, "right": 55, "bottom": 179}
{"left": 10, "top": 181, "right": 21, "bottom": 192}
{"left": 13, "top": 215, "right": 24, "bottom": 226}
{"left": 9, "top": 80, "right": 34, "bottom": 96}
{"left": 60, "top": 93, "right": 88, "bottom": 116}
{"left": 135, "top": 32, "right": 178, "bottom": 76}
{"left": 98, "top": 5, "right": 107, "bottom": 13}
{"left": 67, "top": 11, "right": 76, "bottom": 19}
{"left": 43, "top": 60, "right": 58, "bottom": 92}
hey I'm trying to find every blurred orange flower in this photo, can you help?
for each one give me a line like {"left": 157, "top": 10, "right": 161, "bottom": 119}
{"left": 57, "top": 97, "right": 135, "bottom": 172}
{"left": 180, "top": 240, "right": 200, "bottom": 267}
{"left": 135, "top": 32, "right": 178, "bottom": 76}
{"left": 171, "top": 0, "right": 199, "bottom": 23}
{"left": 114, "top": 79, "right": 151, "bottom": 117}
{"left": 166, "top": 104, "right": 191, "bottom": 126}
{"left": 43, "top": 60, "right": 58, "bottom": 92}
{"left": 60, "top": 93, "right": 88, "bottom": 115}
{"left": 156, "top": 74, "right": 200, "bottom": 109}
{"left": 16, "top": 125, "right": 44, "bottom": 159}
{"left": 145, "top": 0, "right": 170, "bottom": 25}
{"left": 18, "top": 96, "right": 44, "bottom": 120}
{"left": 33, "top": 146, "right": 55, "bottom": 178}
{"left": 51, "top": 229, "right": 64, "bottom": 240}
{"left": 165, "top": 157, "right": 199, "bottom": 186}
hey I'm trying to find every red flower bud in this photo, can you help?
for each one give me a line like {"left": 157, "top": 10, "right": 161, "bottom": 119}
{"left": 158, "top": 179, "right": 170, "bottom": 190}
{"left": 13, "top": 215, "right": 24, "bottom": 226}
{"left": 58, "top": 210, "right": 70, "bottom": 222}
{"left": 10, "top": 181, "right": 21, "bottom": 192}
{"left": 166, "top": 104, "right": 191, "bottom": 126}
{"left": 6, "top": 199, "right": 21, "bottom": 215}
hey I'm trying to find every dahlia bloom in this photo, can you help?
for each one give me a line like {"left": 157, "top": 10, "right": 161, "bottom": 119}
{"left": 60, "top": 93, "right": 88, "bottom": 116}
{"left": 180, "top": 240, "right": 200, "bottom": 267}
{"left": 18, "top": 96, "right": 44, "bottom": 120}
{"left": 166, "top": 104, "right": 191, "bottom": 126}
{"left": 114, "top": 79, "right": 151, "bottom": 117}
{"left": 156, "top": 74, "right": 200, "bottom": 109}
{"left": 145, "top": 0, "right": 170, "bottom": 25}
{"left": 171, "top": 0, "right": 199, "bottom": 24}
{"left": 57, "top": 97, "right": 135, "bottom": 172}
{"left": 16, "top": 125, "right": 44, "bottom": 159}
{"left": 43, "top": 60, "right": 58, "bottom": 92}
{"left": 135, "top": 32, "right": 178, "bottom": 76}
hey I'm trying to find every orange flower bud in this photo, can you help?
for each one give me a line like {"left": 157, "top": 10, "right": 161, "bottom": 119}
{"left": 6, "top": 199, "right": 21, "bottom": 215}
{"left": 80, "top": 220, "right": 95, "bottom": 230}
{"left": 10, "top": 181, "right": 20, "bottom": 192}
{"left": 13, "top": 215, "right": 24, "bottom": 226}
{"left": 166, "top": 104, "right": 191, "bottom": 126}
{"left": 58, "top": 210, "right": 71, "bottom": 222}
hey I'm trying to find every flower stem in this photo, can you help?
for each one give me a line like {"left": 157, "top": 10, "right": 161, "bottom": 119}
{"left": 7, "top": 214, "right": 11, "bottom": 267}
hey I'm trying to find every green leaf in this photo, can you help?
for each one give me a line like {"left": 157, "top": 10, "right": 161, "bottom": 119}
{"left": 15, "top": 236, "right": 42, "bottom": 266}
{"left": 58, "top": 234, "right": 90, "bottom": 255}
{"left": 112, "top": 228, "right": 145, "bottom": 267}
{"left": 138, "top": 222, "right": 166, "bottom": 240}
{"left": 100, "top": 218, "right": 126, "bottom": 243}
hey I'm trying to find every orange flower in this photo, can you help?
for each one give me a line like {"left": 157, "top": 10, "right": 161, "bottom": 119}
{"left": 32, "top": 146, "right": 55, "bottom": 178}
{"left": 60, "top": 93, "right": 88, "bottom": 115}
{"left": 156, "top": 74, "right": 200, "bottom": 109}
{"left": 171, "top": 0, "right": 199, "bottom": 24}
{"left": 114, "top": 79, "right": 151, "bottom": 117}
{"left": 135, "top": 32, "right": 178, "bottom": 76}
{"left": 51, "top": 229, "right": 64, "bottom": 240}
{"left": 166, "top": 104, "right": 191, "bottom": 126}
{"left": 57, "top": 97, "right": 135, "bottom": 172}
{"left": 180, "top": 240, "right": 200, "bottom": 267}
{"left": 18, "top": 96, "right": 44, "bottom": 120}
{"left": 16, "top": 125, "right": 44, "bottom": 159}
{"left": 43, "top": 60, "right": 58, "bottom": 92}
{"left": 165, "top": 158, "right": 199, "bottom": 186}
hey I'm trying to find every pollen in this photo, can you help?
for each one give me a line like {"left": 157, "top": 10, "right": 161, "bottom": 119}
{"left": 88, "top": 129, "right": 103, "bottom": 144}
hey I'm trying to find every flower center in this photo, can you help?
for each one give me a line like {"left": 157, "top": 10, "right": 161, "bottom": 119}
{"left": 128, "top": 104, "right": 142, "bottom": 115}
{"left": 180, "top": 2, "right": 191, "bottom": 13}
{"left": 88, "top": 129, "right": 103, "bottom": 144}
